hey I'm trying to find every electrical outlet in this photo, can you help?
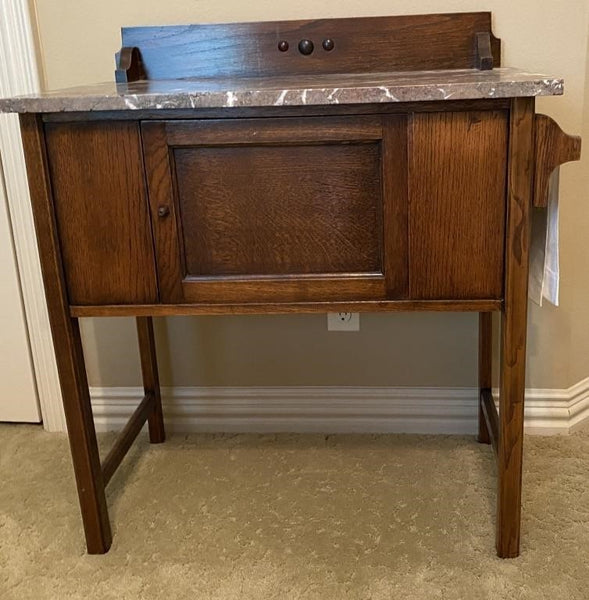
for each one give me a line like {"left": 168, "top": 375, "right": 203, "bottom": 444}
{"left": 327, "top": 312, "right": 360, "bottom": 331}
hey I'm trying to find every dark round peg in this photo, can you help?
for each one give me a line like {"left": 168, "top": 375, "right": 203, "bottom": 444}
{"left": 278, "top": 40, "right": 289, "bottom": 52}
{"left": 298, "top": 39, "right": 314, "bottom": 55}
{"left": 157, "top": 205, "right": 170, "bottom": 218}
{"left": 322, "top": 38, "right": 335, "bottom": 51}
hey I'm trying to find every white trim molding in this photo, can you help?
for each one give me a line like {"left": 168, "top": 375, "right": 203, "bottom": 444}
{"left": 88, "top": 379, "right": 589, "bottom": 436}
{"left": 567, "top": 378, "right": 589, "bottom": 431}
{"left": 0, "top": 0, "right": 65, "bottom": 431}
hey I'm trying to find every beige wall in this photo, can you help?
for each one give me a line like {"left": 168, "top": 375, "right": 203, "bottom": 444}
{"left": 30, "top": 0, "right": 589, "bottom": 390}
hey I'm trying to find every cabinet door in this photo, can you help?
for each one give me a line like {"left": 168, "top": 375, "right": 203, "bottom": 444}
{"left": 142, "top": 116, "right": 407, "bottom": 304}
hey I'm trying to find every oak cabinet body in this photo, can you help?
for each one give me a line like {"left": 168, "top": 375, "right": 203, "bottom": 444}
{"left": 45, "top": 108, "right": 508, "bottom": 309}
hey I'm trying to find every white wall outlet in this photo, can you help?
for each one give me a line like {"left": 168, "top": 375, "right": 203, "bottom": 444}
{"left": 327, "top": 312, "right": 360, "bottom": 331}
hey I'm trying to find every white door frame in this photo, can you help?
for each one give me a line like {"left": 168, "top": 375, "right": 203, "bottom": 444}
{"left": 0, "top": 0, "right": 65, "bottom": 431}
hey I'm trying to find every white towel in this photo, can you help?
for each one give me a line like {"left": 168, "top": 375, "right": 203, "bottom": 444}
{"left": 529, "top": 168, "right": 560, "bottom": 307}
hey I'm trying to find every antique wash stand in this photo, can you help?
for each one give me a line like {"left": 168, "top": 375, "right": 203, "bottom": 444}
{"left": 0, "top": 13, "right": 581, "bottom": 557}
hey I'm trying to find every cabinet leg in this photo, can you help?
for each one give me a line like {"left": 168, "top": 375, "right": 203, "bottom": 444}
{"left": 478, "top": 312, "right": 493, "bottom": 444}
{"left": 19, "top": 115, "right": 112, "bottom": 554}
{"left": 496, "top": 97, "right": 534, "bottom": 559}
{"left": 136, "top": 317, "right": 166, "bottom": 443}
{"left": 496, "top": 304, "right": 527, "bottom": 558}
{"left": 61, "top": 318, "right": 112, "bottom": 554}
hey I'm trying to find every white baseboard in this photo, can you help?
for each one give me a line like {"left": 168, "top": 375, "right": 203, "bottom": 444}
{"left": 568, "top": 377, "right": 589, "bottom": 431}
{"left": 88, "top": 379, "right": 589, "bottom": 436}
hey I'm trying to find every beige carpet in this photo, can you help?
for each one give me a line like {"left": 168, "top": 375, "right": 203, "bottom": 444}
{"left": 1, "top": 424, "right": 588, "bottom": 599}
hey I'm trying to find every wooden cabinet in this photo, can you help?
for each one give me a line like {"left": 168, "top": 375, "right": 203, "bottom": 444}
{"left": 43, "top": 110, "right": 509, "bottom": 307}
{"left": 4, "top": 12, "right": 582, "bottom": 559}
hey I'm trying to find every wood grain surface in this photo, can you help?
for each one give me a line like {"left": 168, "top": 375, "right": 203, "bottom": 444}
{"left": 533, "top": 113, "right": 581, "bottom": 207}
{"left": 409, "top": 110, "right": 508, "bottom": 299}
{"left": 496, "top": 97, "right": 535, "bottom": 559}
{"left": 120, "top": 13, "right": 500, "bottom": 80}
{"left": 143, "top": 115, "right": 409, "bottom": 304}
{"left": 101, "top": 393, "right": 155, "bottom": 485}
{"left": 480, "top": 388, "right": 498, "bottom": 455}
{"left": 382, "top": 116, "right": 409, "bottom": 297}
{"left": 164, "top": 116, "right": 383, "bottom": 145}
{"left": 44, "top": 121, "right": 158, "bottom": 305}
{"left": 69, "top": 299, "right": 502, "bottom": 318}
{"left": 19, "top": 114, "right": 112, "bottom": 554}
{"left": 478, "top": 312, "right": 493, "bottom": 444}
{"left": 136, "top": 317, "right": 165, "bottom": 444}
{"left": 174, "top": 143, "right": 382, "bottom": 276}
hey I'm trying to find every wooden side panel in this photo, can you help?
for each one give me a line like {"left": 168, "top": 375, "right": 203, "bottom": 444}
{"left": 409, "top": 111, "right": 508, "bottom": 299}
{"left": 45, "top": 121, "right": 158, "bottom": 305}
{"left": 120, "top": 12, "right": 500, "bottom": 80}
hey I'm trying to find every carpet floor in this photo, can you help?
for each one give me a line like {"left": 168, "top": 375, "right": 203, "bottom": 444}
{"left": 0, "top": 424, "right": 588, "bottom": 599}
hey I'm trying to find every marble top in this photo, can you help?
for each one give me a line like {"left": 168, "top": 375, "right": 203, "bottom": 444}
{"left": 0, "top": 68, "right": 563, "bottom": 113}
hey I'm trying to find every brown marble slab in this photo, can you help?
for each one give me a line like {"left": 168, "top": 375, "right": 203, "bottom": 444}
{"left": 0, "top": 68, "right": 563, "bottom": 113}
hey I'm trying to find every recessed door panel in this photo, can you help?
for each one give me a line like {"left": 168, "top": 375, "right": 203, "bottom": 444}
{"left": 174, "top": 143, "right": 382, "bottom": 277}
